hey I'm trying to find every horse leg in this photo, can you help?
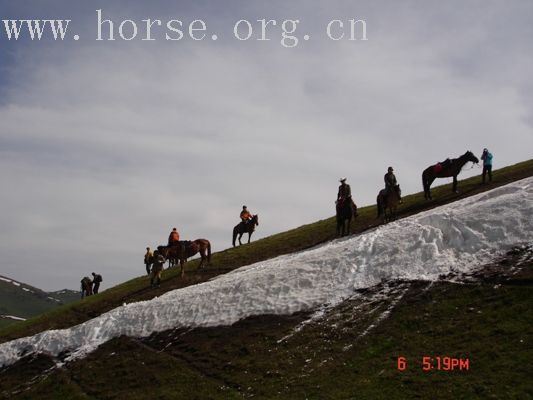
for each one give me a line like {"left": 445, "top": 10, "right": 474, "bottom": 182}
{"left": 453, "top": 175, "right": 458, "bottom": 193}
{"left": 238, "top": 233, "right": 243, "bottom": 245}
{"left": 346, "top": 217, "right": 351, "bottom": 236}
{"left": 427, "top": 176, "right": 436, "bottom": 200}
{"left": 180, "top": 260, "right": 185, "bottom": 277}
{"left": 198, "top": 250, "right": 205, "bottom": 269}
{"left": 248, "top": 232, "right": 252, "bottom": 244}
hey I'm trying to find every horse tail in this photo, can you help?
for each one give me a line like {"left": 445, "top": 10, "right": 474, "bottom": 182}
{"left": 422, "top": 168, "right": 429, "bottom": 190}
{"left": 232, "top": 226, "right": 238, "bottom": 247}
{"left": 207, "top": 240, "right": 212, "bottom": 264}
{"left": 376, "top": 195, "right": 382, "bottom": 218}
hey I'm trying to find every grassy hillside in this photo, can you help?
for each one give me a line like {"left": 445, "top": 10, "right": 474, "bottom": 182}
{"left": 0, "top": 246, "right": 531, "bottom": 399}
{"left": 0, "top": 159, "right": 532, "bottom": 399}
{"left": 0, "top": 277, "right": 78, "bottom": 329}
{"left": 1, "top": 158, "right": 532, "bottom": 344}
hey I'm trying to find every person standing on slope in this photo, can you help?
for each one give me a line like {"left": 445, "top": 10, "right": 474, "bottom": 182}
{"left": 481, "top": 148, "right": 493, "bottom": 183}
{"left": 144, "top": 247, "right": 153, "bottom": 275}
{"left": 150, "top": 250, "right": 166, "bottom": 287}
{"left": 92, "top": 272, "right": 103, "bottom": 294}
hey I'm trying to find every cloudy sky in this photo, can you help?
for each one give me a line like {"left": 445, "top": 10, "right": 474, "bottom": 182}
{"left": 1, "top": 0, "right": 532, "bottom": 291}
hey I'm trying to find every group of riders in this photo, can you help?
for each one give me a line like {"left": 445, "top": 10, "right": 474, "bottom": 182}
{"left": 142, "top": 206, "right": 256, "bottom": 287}
{"left": 338, "top": 147, "right": 493, "bottom": 229}
{"left": 140, "top": 148, "right": 494, "bottom": 288}
{"left": 337, "top": 166, "right": 402, "bottom": 210}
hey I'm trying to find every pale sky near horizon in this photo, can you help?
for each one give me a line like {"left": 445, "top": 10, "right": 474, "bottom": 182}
{"left": 1, "top": 0, "right": 532, "bottom": 291}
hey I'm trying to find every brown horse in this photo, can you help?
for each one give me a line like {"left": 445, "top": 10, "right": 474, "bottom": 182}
{"left": 232, "top": 215, "right": 259, "bottom": 246}
{"left": 336, "top": 198, "right": 358, "bottom": 237}
{"left": 158, "top": 239, "right": 211, "bottom": 277}
{"left": 422, "top": 151, "right": 479, "bottom": 200}
{"left": 377, "top": 184, "right": 402, "bottom": 222}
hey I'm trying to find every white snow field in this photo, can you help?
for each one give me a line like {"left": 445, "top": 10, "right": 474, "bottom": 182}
{"left": 1, "top": 177, "right": 532, "bottom": 367}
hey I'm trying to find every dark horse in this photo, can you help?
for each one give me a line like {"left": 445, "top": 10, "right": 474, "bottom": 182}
{"left": 422, "top": 150, "right": 479, "bottom": 200}
{"left": 232, "top": 215, "right": 259, "bottom": 247}
{"left": 158, "top": 239, "right": 211, "bottom": 277}
{"left": 377, "top": 185, "right": 402, "bottom": 222}
{"left": 336, "top": 198, "right": 358, "bottom": 237}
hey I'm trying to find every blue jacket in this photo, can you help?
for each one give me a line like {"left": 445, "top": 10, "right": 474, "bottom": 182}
{"left": 481, "top": 151, "right": 493, "bottom": 167}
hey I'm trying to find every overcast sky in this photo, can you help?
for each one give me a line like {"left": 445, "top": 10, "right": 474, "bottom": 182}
{"left": 1, "top": 1, "right": 532, "bottom": 291}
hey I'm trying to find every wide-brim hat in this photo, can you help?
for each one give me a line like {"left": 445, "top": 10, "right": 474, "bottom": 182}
{"left": 339, "top": 178, "right": 347, "bottom": 183}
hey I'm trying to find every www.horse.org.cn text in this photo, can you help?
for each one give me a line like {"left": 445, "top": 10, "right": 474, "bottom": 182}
{"left": 2, "top": 10, "right": 369, "bottom": 48}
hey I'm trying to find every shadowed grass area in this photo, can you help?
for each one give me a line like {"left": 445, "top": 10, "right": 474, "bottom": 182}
{"left": 1, "top": 247, "right": 531, "bottom": 399}
{"left": 1, "top": 159, "right": 532, "bottom": 344}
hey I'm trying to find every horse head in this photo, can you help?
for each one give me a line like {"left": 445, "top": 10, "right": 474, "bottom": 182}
{"left": 156, "top": 245, "right": 169, "bottom": 258}
{"left": 465, "top": 150, "right": 479, "bottom": 164}
{"left": 252, "top": 214, "right": 259, "bottom": 226}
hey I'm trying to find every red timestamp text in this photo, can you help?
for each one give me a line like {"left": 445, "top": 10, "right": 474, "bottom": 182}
{"left": 397, "top": 356, "right": 470, "bottom": 372}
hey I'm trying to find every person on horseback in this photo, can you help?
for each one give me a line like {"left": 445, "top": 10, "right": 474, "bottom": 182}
{"left": 240, "top": 206, "right": 252, "bottom": 226}
{"left": 481, "top": 148, "right": 493, "bottom": 183}
{"left": 384, "top": 167, "right": 402, "bottom": 203}
{"left": 168, "top": 228, "right": 180, "bottom": 247}
{"left": 337, "top": 178, "right": 352, "bottom": 205}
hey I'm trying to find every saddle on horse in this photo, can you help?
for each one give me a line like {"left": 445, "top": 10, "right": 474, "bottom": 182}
{"left": 433, "top": 158, "right": 452, "bottom": 173}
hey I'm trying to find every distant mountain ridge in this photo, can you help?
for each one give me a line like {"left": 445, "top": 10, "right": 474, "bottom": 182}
{"left": 0, "top": 275, "right": 78, "bottom": 328}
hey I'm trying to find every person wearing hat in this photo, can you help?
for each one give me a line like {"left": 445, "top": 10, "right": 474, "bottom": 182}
{"left": 168, "top": 228, "right": 180, "bottom": 247}
{"left": 337, "top": 178, "right": 352, "bottom": 204}
{"left": 240, "top": 205, "right": 253, "bottom": 225}
{"left": 480, "top": 148, "right": 493, "bottom": 183}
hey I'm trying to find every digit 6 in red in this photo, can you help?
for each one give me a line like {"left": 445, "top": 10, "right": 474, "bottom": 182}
{"left": 397, "top": 356, "right": 407, "bottom": 371}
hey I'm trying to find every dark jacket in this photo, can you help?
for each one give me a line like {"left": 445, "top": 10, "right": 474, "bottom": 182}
{"left": 337, "top": 183, "right": 352, "bottom": 200}
{"left": 384, "top": 172, "right": 397, "bottom": 189}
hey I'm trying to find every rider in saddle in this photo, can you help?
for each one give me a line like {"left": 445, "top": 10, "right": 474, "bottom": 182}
{"left": 337, "top": 178, "right": 352, "bottom": 205}
{"left": 240, "top": 205, "right": 252, "bottom": 226}
{"left": 384, "top": 167, "right": 402, "bottom": 202}
{"left": 168, "top": 227, "right": 180, "bottom": 247}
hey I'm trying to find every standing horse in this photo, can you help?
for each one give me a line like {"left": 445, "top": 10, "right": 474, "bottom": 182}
{"left": 377, "top": 185, "right": 402, "bottom": 222}
{"left": 232, "top": 215, "right": 259, "bottom": 247}
{"left": 158, "top": 239, "right": 211, "bottom": 277}
{"left": 422, "top": 151, "right": 479, "bottom": 200}
{"left": 336, "top": 198, "right": 358, "bottom": 237}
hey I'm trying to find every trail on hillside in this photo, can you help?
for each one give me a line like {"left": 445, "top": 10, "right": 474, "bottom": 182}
{"left": 0, "top": 177, "right": 532, "bottom": 368}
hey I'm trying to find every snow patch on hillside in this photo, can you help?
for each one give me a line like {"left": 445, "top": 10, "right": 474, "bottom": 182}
{"left": 1, "top": 178, "right": 532, "bottom": 367}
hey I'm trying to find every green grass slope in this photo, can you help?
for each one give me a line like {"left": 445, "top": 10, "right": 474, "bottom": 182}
{"left": 0, "top": 277, "right": 78, "bottom": 329}
{"left": 1, "top": 245, "right": 531, "bottom": 399}
{"left": 1, "top": 159, "right": 532, "bottom": 344}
